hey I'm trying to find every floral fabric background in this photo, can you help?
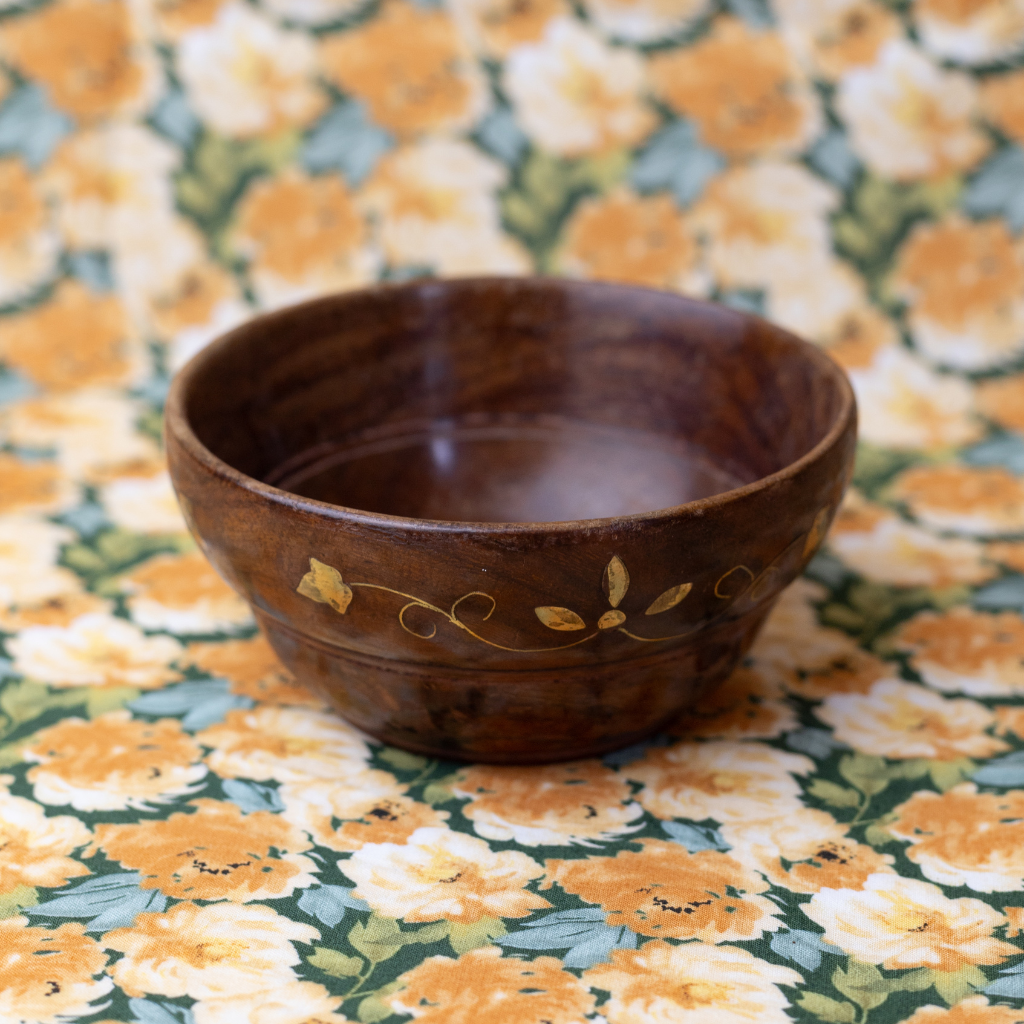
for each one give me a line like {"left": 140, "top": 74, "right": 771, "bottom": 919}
{"left": 3, "top": 0, "right": 1024, "bottom": 1022}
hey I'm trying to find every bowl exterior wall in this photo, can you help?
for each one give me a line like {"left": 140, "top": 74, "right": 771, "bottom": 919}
{"left": 166, "top": 395, "right": 855, "bottom": 761}
{"left": 255, "top": 603, "right": 773, "bottom": 762}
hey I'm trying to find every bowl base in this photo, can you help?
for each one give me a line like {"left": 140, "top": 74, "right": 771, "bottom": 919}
{"left": 255, "top": 603, "right": 772, "bottom": 764}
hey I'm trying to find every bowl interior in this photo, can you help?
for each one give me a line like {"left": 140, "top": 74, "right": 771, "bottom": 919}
{"left": 181, "top": 279, "right": 850, "bottom": 524}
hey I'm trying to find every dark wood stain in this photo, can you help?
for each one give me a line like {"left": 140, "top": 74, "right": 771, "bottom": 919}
{"left": 165, "top": 277, "right": 857, "bottom": 763}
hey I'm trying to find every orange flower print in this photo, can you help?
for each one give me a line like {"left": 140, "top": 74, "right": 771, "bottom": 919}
{"left": 148, "top": 260, "right": 235, "bottom": 340}
{"left": 175, "top": 3, "right": 325, "bottom": 139}
{"left": 151, "top": 0, "right": 227, "bottom": 39}
{"left": 1004, "top": 907, "right": 1024, "bottom": 938}
{"left": 626, "top": 740, "right": 813, "bottom": 824}
{"left": 650, "top": 16, "right": 821, "bottom": 159}
{"left": 359, "top": 138, "right": 529, "bottom": 276}
{"left": 803, "top": 874, "right": 1018, "bottom": 971}
{"left": 892, "top": 216, "right": 1024, "bottom": 371}
{"left": 720, "top": 808, "right": 896, "bottom": 895}
{"left": 895, "top": 606, "right": 1024, "bottom": 696}
{"left": 987, "top": 542, "right": 1024, "bottom": 575}
{"left": 0, "top": 917, "right": 112, "bottom": 1024}
{"left": 687, "top": 159, "right": 856, "bottom": 338}
{"left": 230, "top": 169, "right": 377, "bottom": 309}
{"left": 0, "top": 157, "right": 58, "bottom": 305}
{"left": 0, "top": 518, "right": 82, "bottom": 610}
{"left": 24, "top": 711, "right": 207, "bottom": 812}
{"left": 0, "top": 792, "right": 91, "bottom": 894}
{"left": 825, "top": 304, "right": 900, "bottom": 371}
{"left": 103, "top": 901, "right": 319, "bottom": 999}
{"left": 978, "top": 373, "right": 1024, "bottom": 434}
{"left": 582, "top": 0, "right": 710, "bottom": 43}
{"left": 149, "top": 260, "right": 249, "bottom": 373}
{"left": 0, "top": 591, "right": 111, "bottom": 633}
{"left": 582, "top": 940, "right": 802, "bottom": 1024}
{"left": 502, "top": 18, "right": 656, "bottom": 158}
{"left": 8, "top": 612, "right": 183, "bottom": 690}
{"left": 890, "top": 464, "right": 1024, "bottom": 537}
{"left": 903, "top": 997, "right": 1024, "bottom": 1024}
{"left": 91, "top": 799, "right": 318, "bottom": 902}
{"left": 845, "top": 345, "right": 983, "bottom": 453}
{"left": 100, "top": 469, "right": 188, "bottom": 536}
{"left": 837, "top": 40, "right": 989, "bottom": 182}
{"left": 1, "top": 388, "right": 158, "bottom": 485}
{"left": 752, "top": 580, "right": 892, "bottom": 700}
{"left": 829, "top": 494, "right": 994, "bottom": 585}
{"left": 41, "top": 123, "right": 180, "bottom": 253}
{"left": 890, "top": 784, "right": 1024, "bottom": 892}
{"left": 0, "top": 0, "right": 158, "bottom": 121}
{"left": 982, "top": 70, "right": 1024, "bottom": 145}
{"left": 0, "top": 452, "right": 77, "bottom": 518}
{"left": 915, "top": 0, "right": 1024, "bottom": 66}
{"left": 197, "top": 705, "right": 370, "bottom": 784}
{"left": 449, "top": 0, "right": 567, "bottom": 57}
{"left": 386, "top": 946, "right": 595, "bottom": 1024}
{"left": 780, "top": 647, "right": 894, "bottom": 700}
{"left": 276, "top": 761, "right": 442, "bottom": 852}
{"left": 192, "top": 981, "right": 348, "bottom": 1024}
{"left": 341, "top": 826, "right": 550, "bottom": 923}
{"left": 995, "top": 705, "right": 1024, "bottom": 741}
{"left": 282, "top": 775, "right": 449, "bottom": 852}
{"left": 119, "top": 550, "right": 253, "bottom": 634}
{"left": 451, "top": 759, "right": 643, "bottom": 846}
{"left": 775, "top": 0, "right": 901, "bottom": 80}
{"left": 185, "top": 635, "right": 324, "bottom": 708}
{"left": 320, "top": 1, "right": 487, "bottom": 138}
{"left": 0, "top": 281, "right": 144, "bottom": 393}
{"left": 669, "top": 664, "right": 797, "bottom": 741}
{"left": 815, "top": 679, "right": 1007, "bottom": 761}
{"left": 542, "top": 839, "right": 784, "bottom": 942}
{"left": 556, "top": 190, "right": 704, "bottom": 294}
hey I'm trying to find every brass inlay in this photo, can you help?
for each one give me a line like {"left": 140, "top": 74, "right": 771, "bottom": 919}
{"left": 297, "top": 556, "right": 696, "bottom": 651}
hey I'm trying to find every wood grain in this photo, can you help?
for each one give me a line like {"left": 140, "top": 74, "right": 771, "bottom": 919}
{"left": 165, "top": 277, "right": 857, "bottom": 763}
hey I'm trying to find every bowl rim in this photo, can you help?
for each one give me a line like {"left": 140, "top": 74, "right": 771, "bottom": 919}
{"left": 165, "top": 276, "right": 857, "bottom": 537}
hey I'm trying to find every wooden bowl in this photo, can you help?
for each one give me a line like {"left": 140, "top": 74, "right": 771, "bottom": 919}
{"left": 165, "top": 277, "right": 856, "bottom": 763}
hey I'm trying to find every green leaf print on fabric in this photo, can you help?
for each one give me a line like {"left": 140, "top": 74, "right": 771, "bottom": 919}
{"left": 798, "top": 991, "right": 858, "bottom": 1023}
{"left": 496, "top": 908, "right": 634, "bottom": 969}
{"left": 298, "top": 884, "right": 371, "bottom": 928}
{"left": 306, "top": 946, "right": 364, "bottom": 978}
{"left": 26, "top": 873, "right": 166, "bottom": 932}
{"left": 128, "top": 998, "right": 195, "bottom": 1024}
{"left": 661, "top": 819, "right": 730, "bottom": 852}
{"left": 964, "top": 146, "right": 1024, "bottom": 233}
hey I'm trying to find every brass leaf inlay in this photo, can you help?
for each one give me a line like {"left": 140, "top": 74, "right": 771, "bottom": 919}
{"left": 714, "top": 564, "right": 755, "bottom": 599}
{"left": 603, "top": 556, "right": 630, "bottom": 608}
{"left": 598, "top": 609, "right": 626, "bottom": 630}
{"left": 803, "top": 505, "right": 831, "bottom": 558}
{"left": 297, "top": 558, "right": 353, "bottom": 614}
{"left": 534, "top": 606, "right": 587, "bottom": 631}
{"left": 645, "top": 583, "right": 692, "bottom": 616}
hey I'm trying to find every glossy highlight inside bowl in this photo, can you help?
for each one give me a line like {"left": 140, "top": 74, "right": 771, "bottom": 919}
{"left": 265, "top": 418, "right": 753, "bottom": 523}
{"left": 183, "top": 279, "right": 843, "bottom": 528}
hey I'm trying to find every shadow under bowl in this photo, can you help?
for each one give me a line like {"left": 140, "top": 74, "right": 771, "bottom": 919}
{"left": 165, "top": 277, "right": 857, "bottom": 763}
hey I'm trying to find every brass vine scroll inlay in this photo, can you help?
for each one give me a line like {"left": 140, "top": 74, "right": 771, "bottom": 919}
{"left": 296, "top": 556, "right": 696, "bottom": 652}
